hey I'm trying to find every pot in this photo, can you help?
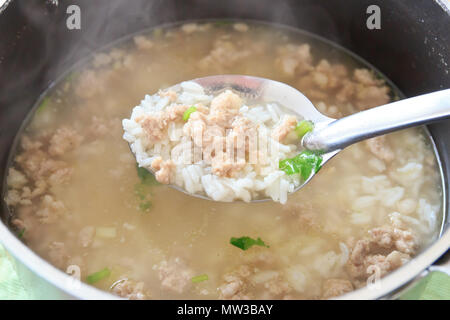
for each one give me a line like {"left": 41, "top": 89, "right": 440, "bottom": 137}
{"left": 0, "top": 0, "right": 449, "bottom": 299}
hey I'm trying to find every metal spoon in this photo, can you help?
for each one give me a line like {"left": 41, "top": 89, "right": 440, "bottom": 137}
{"left": 140, "top": 75, "right": 450, "bottom": 202}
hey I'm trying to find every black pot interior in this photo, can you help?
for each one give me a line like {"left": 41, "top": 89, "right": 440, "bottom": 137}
{"left": 0, "top": 0, "right": 449, "bottom": 231}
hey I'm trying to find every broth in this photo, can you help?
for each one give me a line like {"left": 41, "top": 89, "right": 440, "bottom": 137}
{"left": 4, "top": 21, "right": 443, "bottom": 299}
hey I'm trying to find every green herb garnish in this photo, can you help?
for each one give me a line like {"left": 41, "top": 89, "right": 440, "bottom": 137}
{"left": 182, "top": 106, "right": 197, "bottom": 121}
{"left": 139, "top": 201, "right": 152, "bottom": 212}
{"left": 86, "top": 267, "right": 111, "bottom": 284}
{"left": 230, "top": 236, "right": 269, "bottom": 251}
{"left": 135, "top": 164, "right": 158, "bottom": 212}
{"left": 279, "top": 150, "right": 323, "bottom": 181}
{"left": 134, "top": 183, "right": 146, "bottom": 200}
{"left": 17, "top": 228, "right": 26, "bottom": 239}
{"left": 136, "top": 164, "right": 159, "bottom": 186}
{"left": 295, "top": 120, "right": 314, "bottom": 139}
{"left": 191, "top": 274, "right": 209, "bottom": 283}
{"left": 134, "top": 183, "right": 152, "bottom": 213}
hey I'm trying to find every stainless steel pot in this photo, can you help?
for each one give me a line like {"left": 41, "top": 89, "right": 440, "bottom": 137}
{"left": 0, "top": 0, "right": 449, "bottom": 299}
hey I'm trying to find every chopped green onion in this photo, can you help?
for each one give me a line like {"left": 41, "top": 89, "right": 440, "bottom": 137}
{"left": 136, "top": 164, "right": 159, "bottom": 186}
{"left": 182, "top": 106, "right": 197, "bottom": 121}
{"left": 139, "top": 201, "right": 152, "bottom": 212}
{"left": 279, "top": 150, "right": 323, "bottom": 181}
{"left": 17, "top": 228, "right": 26, "bottom": 239}
{"left": 134, "top": 183, "right": 146, "bottom": 200}
{"left": 86, "top": 267, "right": 111, "bottom": 284}
{"left": 230, "top": 236, "right": 269, "bottom": 251}
{"left": 134, "top": 179, "right": 153, "bottom": 213}
{"left": 191, "top": 274, "right": 209, "bottom": 283}
{"left": 278, "top": 158, "right": 298, "bottom": 175}
{"left": 295, "top": 120, "right": 314, "bottom": 139}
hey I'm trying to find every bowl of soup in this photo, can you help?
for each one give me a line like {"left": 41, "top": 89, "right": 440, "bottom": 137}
{"left": 0, "top": 0, "right": 449, "bottom": 300}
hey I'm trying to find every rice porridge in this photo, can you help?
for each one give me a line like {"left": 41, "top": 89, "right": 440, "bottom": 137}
{"left": 4, "top": 21, "right": 443, "bottom": 299}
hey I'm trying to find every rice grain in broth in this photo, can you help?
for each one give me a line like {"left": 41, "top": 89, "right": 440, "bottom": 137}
{"left": 4, "top": 21, "right": 443, "bottom": 299}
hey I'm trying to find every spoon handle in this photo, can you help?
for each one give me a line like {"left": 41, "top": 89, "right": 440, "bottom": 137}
{"left": 303, "top": 89, "right": 450, "bottom": 152}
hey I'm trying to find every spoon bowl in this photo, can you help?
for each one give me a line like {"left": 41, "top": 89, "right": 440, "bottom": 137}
{"left": 135, "top": 75, "right": 450, "bottom": 202}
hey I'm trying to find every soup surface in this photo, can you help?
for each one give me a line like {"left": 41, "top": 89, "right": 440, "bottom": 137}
{"left": 4, "top": 21, "right": 443, "bottom": 299}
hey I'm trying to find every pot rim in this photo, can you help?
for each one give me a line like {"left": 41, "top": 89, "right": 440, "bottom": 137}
{"left": 0, "top": 8, "right": 449, "bottom": 300}
{"left": 0, "top": 218, "right": 448, "bottom": 300}
{"left": 0, "top": 220, "right": 118, "bottom": 299}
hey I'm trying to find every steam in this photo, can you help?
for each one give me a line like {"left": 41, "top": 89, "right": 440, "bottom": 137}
{"left": 0, "top": 0, "right": 339, "bottom": 108}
